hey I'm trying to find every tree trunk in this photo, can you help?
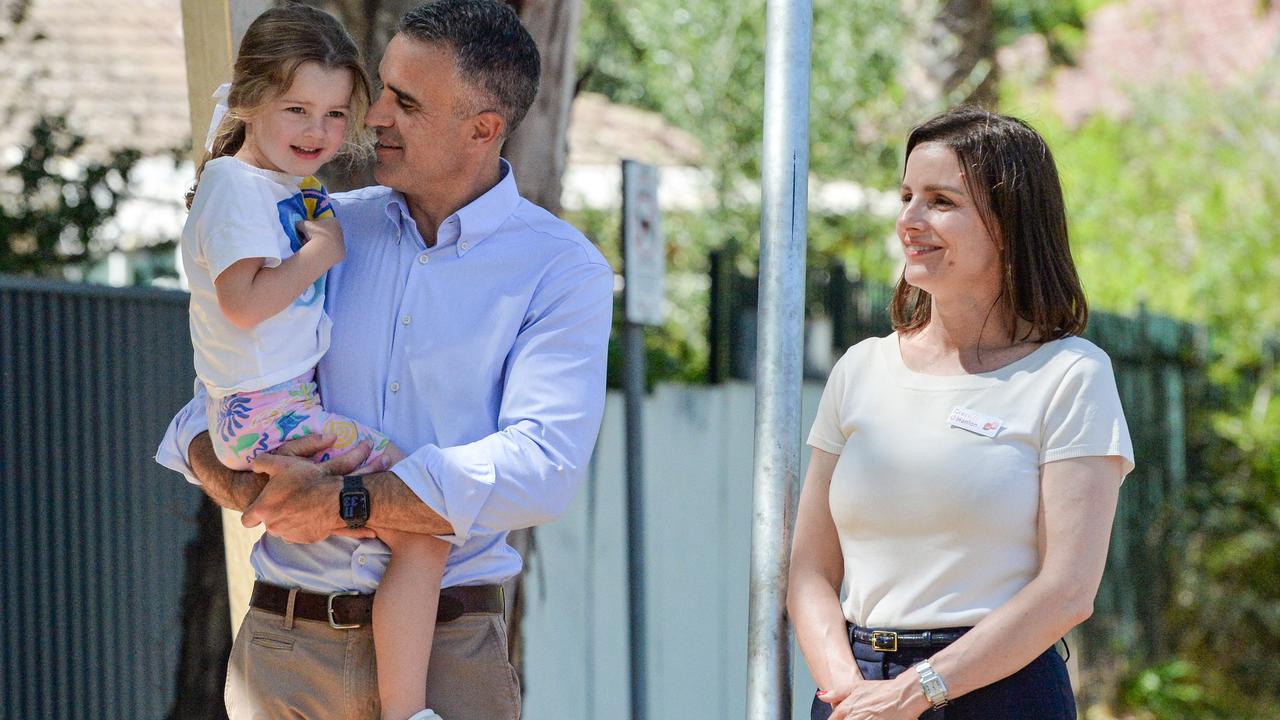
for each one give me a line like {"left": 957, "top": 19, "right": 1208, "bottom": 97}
{"left": 502, "top": 0, "right": 584, "bottom": 216}
{"left": 166, "top": 497, "right": 232, "bottom": 720}
{"left": 900, "top": 0, "right": 997, "bottom": 113}
{"left": 498, "top": 0, "right": 584, "bottom": 676}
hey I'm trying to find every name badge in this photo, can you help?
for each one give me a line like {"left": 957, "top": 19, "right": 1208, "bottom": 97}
{"left": 948, "top": 406, "right": 1003, "bottom": 437}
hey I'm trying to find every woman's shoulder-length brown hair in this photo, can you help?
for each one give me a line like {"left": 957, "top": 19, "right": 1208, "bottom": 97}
{"left": 890, "top": 107, "right": 1088, "bottom": 342}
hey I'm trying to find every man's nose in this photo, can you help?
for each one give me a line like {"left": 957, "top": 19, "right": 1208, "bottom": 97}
{"left": 366, "top": 92, "right": 392, "bottom": 128}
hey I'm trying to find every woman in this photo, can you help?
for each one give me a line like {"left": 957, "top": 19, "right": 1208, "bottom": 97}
{"left": 789, "top": 107, "right": 1134, "bottom": 720}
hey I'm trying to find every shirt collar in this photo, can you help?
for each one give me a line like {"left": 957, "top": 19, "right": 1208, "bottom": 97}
{"left": 380, "top": 158, "right": 521, "bottom": 257}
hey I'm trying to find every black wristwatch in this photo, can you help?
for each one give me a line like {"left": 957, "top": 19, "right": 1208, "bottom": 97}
{"left": 339, "top": 475, "right": 371, "bottom": 529}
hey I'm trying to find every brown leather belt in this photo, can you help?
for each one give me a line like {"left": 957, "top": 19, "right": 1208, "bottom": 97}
{"left": 250, "top": 580, "right": 505, "bottom": 629}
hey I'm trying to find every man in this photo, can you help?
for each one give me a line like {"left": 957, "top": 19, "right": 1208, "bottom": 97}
{"left": 156, "top": 2, "right": 613, "bottom": 717}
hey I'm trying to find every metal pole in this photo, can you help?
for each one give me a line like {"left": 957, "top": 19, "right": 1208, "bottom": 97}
{"left": 747, "top": 0, "right": 812, "bottom": 716}
{"left": 623, "top": 320, "right": 648, "bottom": 720}
{"left": 621, "top": 158, "right": 662, "bottom": 719}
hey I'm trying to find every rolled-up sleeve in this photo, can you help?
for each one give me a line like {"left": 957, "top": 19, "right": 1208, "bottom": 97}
{"left": 391, "top": 257, "right": 614, "bottom": 545}
{"left": 154, "top": 382, "right": 211, "bottom": 485}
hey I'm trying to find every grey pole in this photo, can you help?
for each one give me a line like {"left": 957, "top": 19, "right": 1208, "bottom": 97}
{"left": 747, "top": 0, "right": 812, "bottom": 717}
{"left": 623, "top": 319, "right": 647, "bottom": 720}
{"left": 622, "top": 159, "right": 662, "bottom": 720}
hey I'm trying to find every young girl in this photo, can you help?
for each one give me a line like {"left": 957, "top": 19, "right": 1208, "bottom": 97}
{"left": 181, "top": 6, "right": 447, "bottom": 720}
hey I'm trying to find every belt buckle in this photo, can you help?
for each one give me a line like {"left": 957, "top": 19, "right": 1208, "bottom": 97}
{"left": 871, "top": 630, "right": 898, "bottom": 652}
{"left": 327, "top": 591, "right": 362, "bottom": 629}
{"left": 437, "top": 594, "right": 465, "bottom": 623}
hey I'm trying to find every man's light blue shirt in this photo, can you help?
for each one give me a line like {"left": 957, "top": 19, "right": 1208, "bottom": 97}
{"left": 156, "top": 160, "right": 614, "bottom": 592}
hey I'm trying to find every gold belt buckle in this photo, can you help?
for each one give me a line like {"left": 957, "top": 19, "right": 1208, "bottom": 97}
{"left": 871, "top": 630, "right": 898, "bottom": 652}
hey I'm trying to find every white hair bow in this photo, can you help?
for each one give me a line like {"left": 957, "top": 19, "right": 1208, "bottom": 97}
{"left": 204, "top": 83, "right": 232, "bottom": 153}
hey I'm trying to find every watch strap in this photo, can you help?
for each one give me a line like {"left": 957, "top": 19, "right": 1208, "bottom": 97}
{"left": 340, "top": 475, "right": 370, "bottom": 529}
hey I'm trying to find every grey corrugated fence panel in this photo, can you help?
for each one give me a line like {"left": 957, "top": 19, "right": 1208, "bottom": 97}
{"left": 523, "top": 384, "right": 828, "bottom": 719}
{"left": 0, "top": 274, "right": 201, "bottom": 720}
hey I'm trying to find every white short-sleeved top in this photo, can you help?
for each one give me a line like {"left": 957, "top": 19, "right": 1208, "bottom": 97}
{"left": 181, "top": 156, "right": 332, "bottom": 398}
{"left": 806, "top": 333, "right": 1134, "bottom": 630}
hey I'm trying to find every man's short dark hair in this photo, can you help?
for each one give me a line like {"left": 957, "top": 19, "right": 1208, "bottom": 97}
{"left": 399, "top": 0, "right": 541, "bottom": 135}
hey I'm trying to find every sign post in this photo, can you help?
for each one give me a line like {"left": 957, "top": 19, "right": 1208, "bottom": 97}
{"left": 621, "top": 159, "right": 664, "bottom": 720}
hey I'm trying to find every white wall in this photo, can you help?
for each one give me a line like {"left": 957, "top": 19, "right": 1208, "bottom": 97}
{"left": 522, "top": 381, "right": 826, "bottom": 719}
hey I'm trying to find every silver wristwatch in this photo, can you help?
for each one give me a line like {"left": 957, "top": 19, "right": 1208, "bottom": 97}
{"left": 913, "top": 659, "right": 949, "bottom": 709}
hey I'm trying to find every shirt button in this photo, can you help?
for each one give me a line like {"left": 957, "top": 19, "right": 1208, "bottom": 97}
{"left": 401, "top": 314, "right": 412, "bottom": 326}
{"left": 418, "top": 253, "right": 429, "bottom": 265}
{"left": 358, "top": 555, "right": 367, "bottom": 566}
{"left": 389, "top": 382, "right": 400, "bottom": 393}
{"left": 460, "top": 240, "right": 470, "bottom": 250}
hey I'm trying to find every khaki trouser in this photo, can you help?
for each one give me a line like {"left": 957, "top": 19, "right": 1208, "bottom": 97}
{"left": 226, "top": 606, "right": 521, "bottom": 720}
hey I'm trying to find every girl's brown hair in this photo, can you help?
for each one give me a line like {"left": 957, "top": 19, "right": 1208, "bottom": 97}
{"left": 890, "top": 107, "right": 1088, "bottom": 342}
{"left": 186, "top": 3, "right": 372, "bottom": 208}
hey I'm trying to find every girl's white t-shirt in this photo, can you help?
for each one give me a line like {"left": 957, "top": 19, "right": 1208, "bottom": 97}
{"left": 181, "top": 156, "right": 332, "bottom": 398}
{"left": 807, "top": 333, "right": 1134, "bottom": 630}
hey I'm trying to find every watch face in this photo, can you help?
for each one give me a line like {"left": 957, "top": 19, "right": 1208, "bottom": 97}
{"left": 921, "top": 675, "right": 947, "bottom": 704}
{"left": 340, "top": 491, "right": 369, "bottom": 521}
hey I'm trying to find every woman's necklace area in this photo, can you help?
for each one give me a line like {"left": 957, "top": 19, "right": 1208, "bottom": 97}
{"left": 902, "top": 333, "right": 1042, "bottom": 375}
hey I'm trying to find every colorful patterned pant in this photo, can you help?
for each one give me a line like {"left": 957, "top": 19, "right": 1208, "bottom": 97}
{"left": 208, "top": 370, "right": 394, "bottom": 471}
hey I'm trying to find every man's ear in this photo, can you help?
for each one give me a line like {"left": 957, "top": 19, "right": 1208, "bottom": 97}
{"left": 469, "top": 110, "right": 506, "bottom": 148}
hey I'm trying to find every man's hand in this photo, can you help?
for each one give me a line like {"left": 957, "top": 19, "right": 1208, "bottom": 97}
{"left": 188, "top": 431, "right": 356, "bottom": 513}
{"left": 242, "top": 440, "right": 376, "bottom": 544}
{"left": 189, "top": 432, "right": 267, "bottom": 512}
{"left": 273, "top": 432, "right": 348, "bottom": 463}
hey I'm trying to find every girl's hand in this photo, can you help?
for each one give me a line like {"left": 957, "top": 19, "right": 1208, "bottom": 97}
{"left": 296, "top": 216, "right": 345, "bottom": 265}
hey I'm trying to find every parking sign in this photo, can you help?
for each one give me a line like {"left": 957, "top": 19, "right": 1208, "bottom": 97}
{"left": 622, "top": 160, "right": 665, "bottom": 326}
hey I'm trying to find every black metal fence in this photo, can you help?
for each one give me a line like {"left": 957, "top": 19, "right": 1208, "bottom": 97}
{"left": 0, "top": 275, "right": 213, "bottom": 720}
{"left": 708, "top": 254, "right": 1206, "bottom": 688}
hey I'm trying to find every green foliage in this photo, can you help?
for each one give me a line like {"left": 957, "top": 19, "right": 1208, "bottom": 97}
{"left": 991, "top": 0, "right": 1107, "bottom": 63}
{"left": 0, "top": 115, "right": 141, "bottom": 275}
{"left": 577, "top": 0, "right": 908, "bottom": 383}
{"left": 1167, "top": 381, "right": 1280, "bottom": 713}
{"left": 1116, "top": 660, "right": 1235, "bottom": 720}
{"left": 580, "top": 0, "right": 908, "bottom": 190}
{"left": 1025, "top": 78, "right": 1280, "bottom": 368}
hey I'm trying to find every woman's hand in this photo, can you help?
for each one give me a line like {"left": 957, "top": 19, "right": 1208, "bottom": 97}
{"left": 826, "top": 672, "right": 931, "bottom": 720}
{"left": 816, "top": 681, "right": 852, "bottom": 710}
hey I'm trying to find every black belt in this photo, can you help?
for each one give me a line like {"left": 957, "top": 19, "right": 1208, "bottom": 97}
{"left": 250, "top": 580, "right": 505, "bottom": 629}
{"left": 852, "top": 625, "right": 970, "bottom": 652}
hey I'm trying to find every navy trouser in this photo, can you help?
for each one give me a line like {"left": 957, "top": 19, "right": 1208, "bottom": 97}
{"left": 810, "top": 627, "right": 1076, "bottom": 719}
